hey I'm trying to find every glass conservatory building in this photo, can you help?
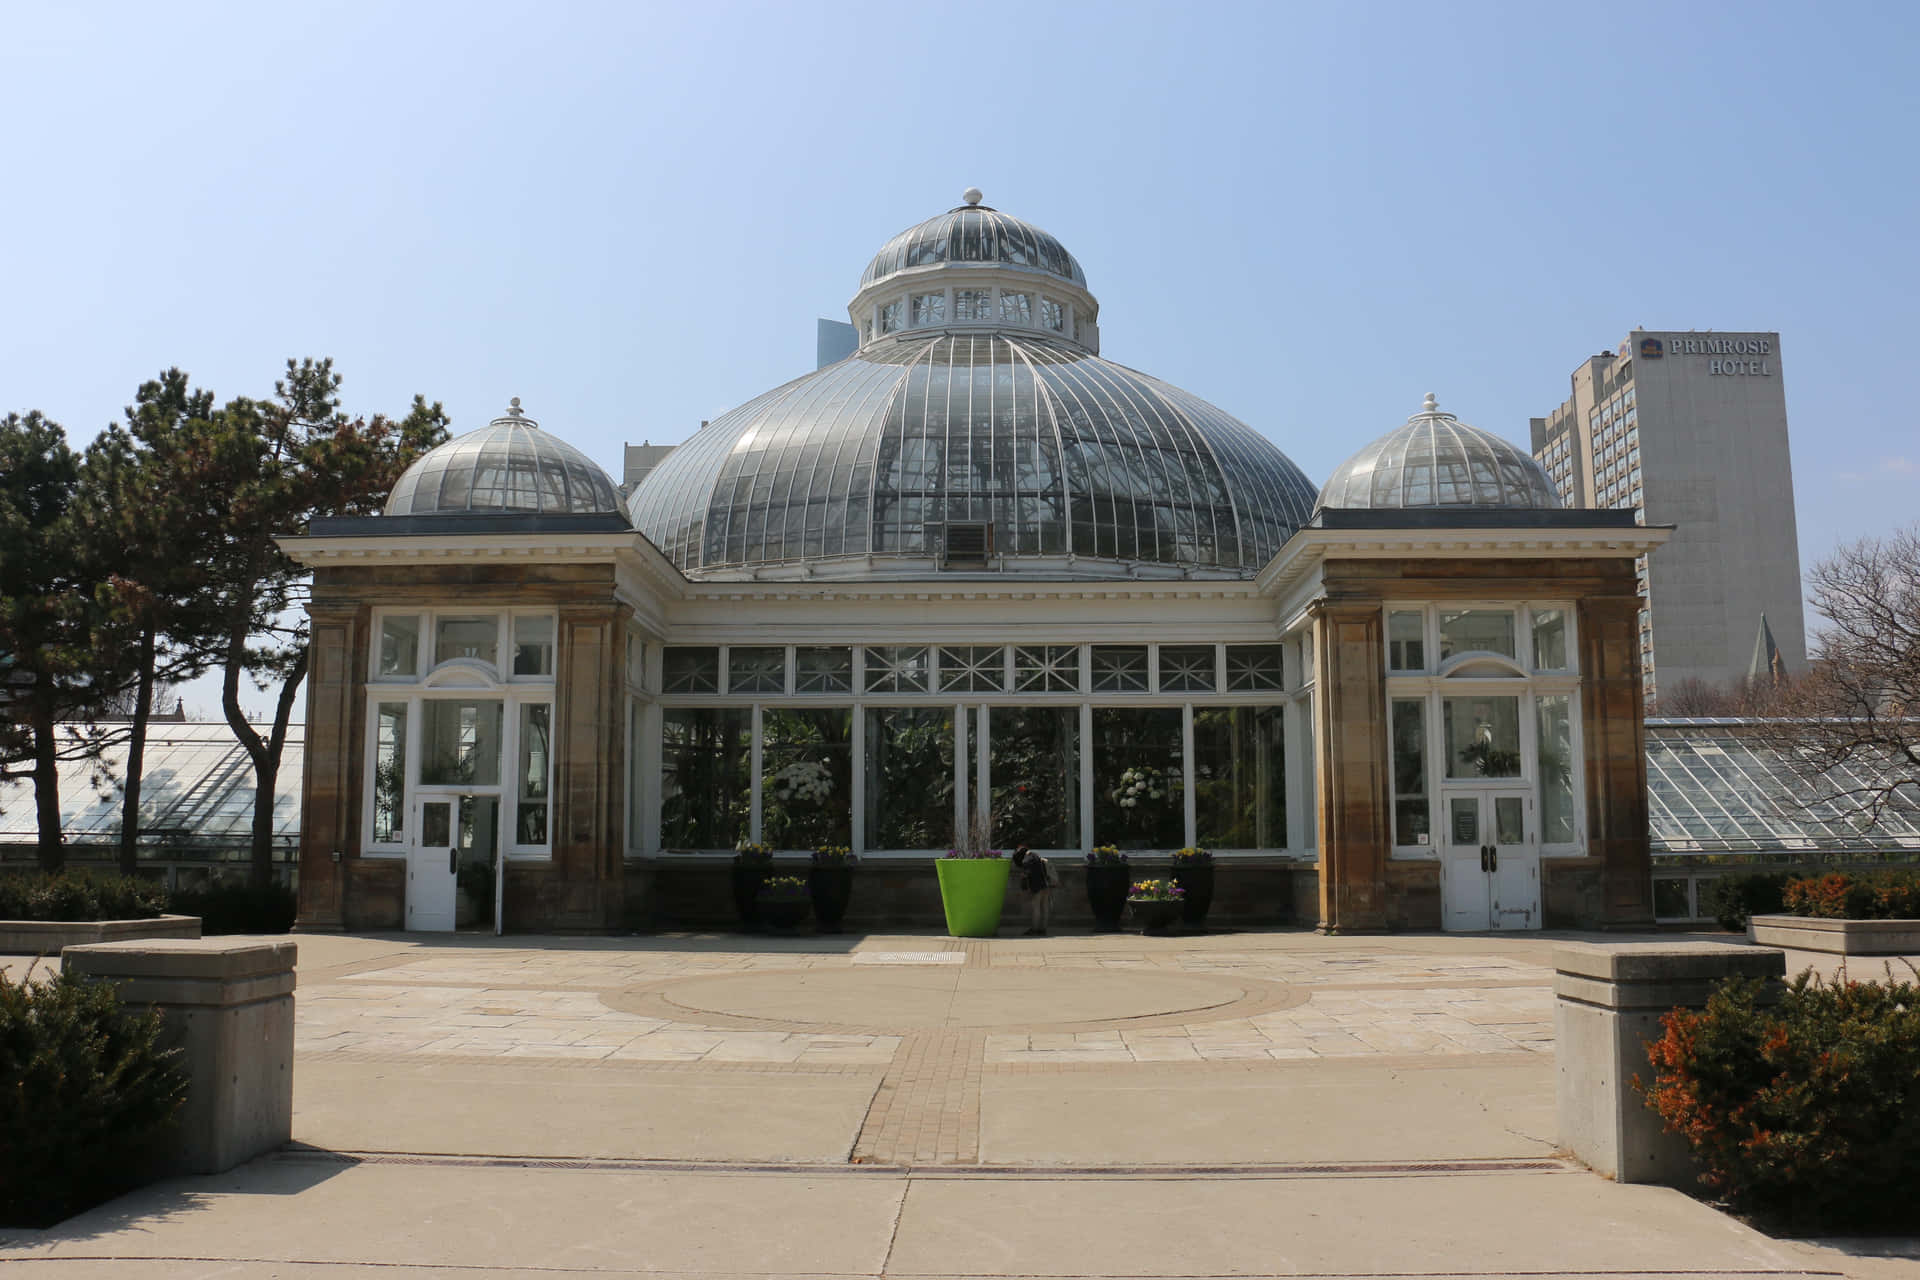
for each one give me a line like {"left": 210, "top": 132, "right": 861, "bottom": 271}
{"left": 284, "top": 192, "right": 1669, "bottom": 935}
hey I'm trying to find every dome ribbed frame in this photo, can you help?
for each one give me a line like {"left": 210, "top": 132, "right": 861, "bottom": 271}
{"left": 628, "top": 332, "right": 1316, "bottom": 578}
{"left": 1316, "top": 410, "right": 1562, "bottom": 512}
{"left": 386, "top": 418, "right": 622, "bottom": 517}
{"left": 859, "top": 206, "right": 1087, "bottom": 291}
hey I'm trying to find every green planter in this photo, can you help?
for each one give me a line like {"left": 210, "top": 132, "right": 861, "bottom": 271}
{"left": 935, "top": 859, "right": 1011, "bottom": 937}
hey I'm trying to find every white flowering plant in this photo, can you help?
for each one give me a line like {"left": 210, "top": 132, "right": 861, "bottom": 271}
{"left": 770, "top": 759, "right": 834, "bottom": 805}
{"left": 1110, "top": 765, "right": 1173, "bottom": 809}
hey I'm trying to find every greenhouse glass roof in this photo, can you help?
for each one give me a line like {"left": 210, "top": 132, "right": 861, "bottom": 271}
{"left": 1645, "top": 720, "right": 1920, "bottom": 855}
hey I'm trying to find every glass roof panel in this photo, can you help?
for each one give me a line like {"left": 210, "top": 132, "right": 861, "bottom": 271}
{"left": 1318, "top": 397, "right": 1560, "bottom": 512}
{"left": 384, "top": 410, "right": 622, "bottom": 518}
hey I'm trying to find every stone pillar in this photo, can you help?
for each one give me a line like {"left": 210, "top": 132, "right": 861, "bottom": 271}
{"left": 1311, "top": 601, "right": 1391, "bottom": 933}
{"left": 296, "top": 604, "right": 367, "bottom": 931}
{"left": 63, "top": 939, "right": 297, "bottom": 1176}
{"left": 1553, "top": 942, "right": 1784, "bottom": 1185}
{"left": 1577, "top": 594, "right": 1654, "bottom": 928}
{"left": 549, "top": 603, "right": 629, "bottom": 930}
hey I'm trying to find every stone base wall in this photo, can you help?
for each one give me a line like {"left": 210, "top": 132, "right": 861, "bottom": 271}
{"left": 1748, "top": 914, "right": 1920, "bottom": 955}
{"left": 0, "top": 915, "right": 200, "bottom": 955}
{"left": 1544, "top": 857, "right": 1606, "bottom": 929}
{"left": 1384, "top": 861, "right": 1440, "bottom": 930}
{"left": 343, "top": 859, "right": 403, "bottom": 931}
{"left": 636, "top": 858, "right": 1311, "bottom": 933}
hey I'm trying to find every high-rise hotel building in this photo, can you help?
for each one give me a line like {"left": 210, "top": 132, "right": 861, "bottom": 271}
{"left": 1531, "top": 331, "right": 1805, "bottom": 699}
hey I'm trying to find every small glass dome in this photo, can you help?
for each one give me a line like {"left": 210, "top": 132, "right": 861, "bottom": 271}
{"left": 385, "top": 400, "right": 623, "bottom": 517}
{"left": 859, "top": 190, "right": 1087, "bottom": 291}
{"left": 1316, "top": 395, "right": 1561, "bottom": 511}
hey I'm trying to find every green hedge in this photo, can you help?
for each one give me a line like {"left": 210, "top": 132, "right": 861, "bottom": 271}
{"left": 1, "top": 967, "right": 188, "bottom": 1227}
{"left": 0, "top": 871, "right": 167, "bottom": 922}
{"left": 1640, "top": 972, "right": 1920, "bottom": 1232}
{"left": 1703, "top": 873, "right": 1787, "bottom": 931}
{"left": 166, "top": 880, "right": 297, "bottom": 935}
{"left": 1784, "top": 870, "right": 1920, "bottom": 920}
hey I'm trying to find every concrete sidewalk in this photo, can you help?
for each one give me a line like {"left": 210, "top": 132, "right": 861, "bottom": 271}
{"left": 4, "top": 927, "right": 1916, "bottom": 1278}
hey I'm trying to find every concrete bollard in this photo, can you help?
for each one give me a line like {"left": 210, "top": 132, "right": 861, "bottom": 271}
{"left": 62, "top": 938, "right": 297, "bottom": 1176}
{"left": 1553, "top": 941, "right": 1784, "bottom": 1186}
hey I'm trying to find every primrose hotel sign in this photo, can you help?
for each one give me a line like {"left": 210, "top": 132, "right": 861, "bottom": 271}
{"left": 1634, "top": 334, "right": 1775, "bottom": 376}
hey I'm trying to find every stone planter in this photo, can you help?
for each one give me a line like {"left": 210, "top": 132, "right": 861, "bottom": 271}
{"left": 808, "top": 865, "right": 854, "bottom": 933}
{"left": 0, "top": 914, "right": 200, "bottom": 955}
{"left": 1171, "top": 863, "right": 1214, "bottom": 929}
{"left": 935, "top": 859, "right": 1010, "bottom": 937}
{"left": 1130, "top": 898, "right": 1183, "bottom": 934}
{"left": 757, "top": 892, "right": 811, "bottom": 932}
{"left": 1085, "top": 863, "right": 1130, "bottom": 931}
{"left": 1748, "top": 913, "right": 1920, "bottom": 955}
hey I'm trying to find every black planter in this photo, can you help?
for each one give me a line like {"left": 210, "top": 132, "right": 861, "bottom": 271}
{"left": 1171, "top": 863, "right": 1215, "bottom": 929}
{"left": 731, "top": 863, "right": 770, "bottom": 931}
{"left": 1085, "top": 863, "right": 1131, "bottom": 931}
{"left": 758, "top": 894, "right": 811, "bottom": 931}
{"left": 809, "top": 865, "right": 854, "bottom": 933}
{"left": 1131, "top": 898, "right": 1183, "bottom": 934}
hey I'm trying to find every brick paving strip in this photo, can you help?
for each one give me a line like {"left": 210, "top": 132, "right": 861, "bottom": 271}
{"left": 850, "top": 1026, "right": 987, "bottom": 1165}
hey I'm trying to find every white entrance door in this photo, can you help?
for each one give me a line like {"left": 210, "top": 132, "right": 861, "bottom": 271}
{"left": 408, "top": 797, "right": 459, "bottom": 932}
{"left": 1440, "top": 791, "right": 1541, "bottom": 932}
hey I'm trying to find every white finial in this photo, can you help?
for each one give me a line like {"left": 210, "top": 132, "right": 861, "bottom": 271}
{"left": 1422, "top": 392, "right": 1438, "bottom": 413}
{"left": 507, "top": 397, "right": 524, "bottom": 418}
{"left": 962, "top": 186, "right": 983, "bottom": 206}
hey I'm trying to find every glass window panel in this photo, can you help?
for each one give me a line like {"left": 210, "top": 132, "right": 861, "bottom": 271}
{"left": 863, "top": 645, "right": 931, "bottom": 694}
{"left": 911, "top": 292, "right": 946, "bottom": 326}
{"left": 1158, "top": 645, "right": 1217, "bottom": 694}
{"left": 1224, "top": 645, "right": 1285, "bottom": 691}
{"left": 727, "top": 645, "right": 786, "bottom": 694}
{"left": 1443, "top": 695, "right": 1523, "bottom": 778}
{"left": 999, "top": 292, "right": 1031, "bottom": 325}
{"left": 373, "top": 702, "right": 407, "bottom": 842}
{"left": 421, "top": 800, "right": 452, "bottom": 848}
{"left": 1388, "top": 610, "right": 1426, "bottom": 672}
{"left": 1013, "top": 644, "right": 1079, "bottom": 693}
{"left": 378, "top": 616, "right": 420, "bottom": 677}
{"left": 1537, "top": 694, "right": 1576, "bottom": 843}
{"left": 660, "top": 708, "right": 750, "bottom": 849}
{"left": 1092, "top": 707, "right": 1184, "bottom": 849}
{"left": 662, "top": 646, "right": 720, "bottom": 693}
{"left": 1653, "top": 877, "right": 1692, "bottom": 919}
{"left": 864, "top": 706, "right": 954, "bottom": 849}
{"left": 516, "top": 703, "right": 550, "bottom": 845}
{"left": 939, "top": 645, "right": 1005, "bottom": 693}
{"left": 1532, "top": 608, "right": 1569, "bottom": 671}
{"left": 988, "top": 706, "right": 1079, "bottom": 849}
{"left": 794, "top": 647, "right": 852, "bottom": 693}
{"left": 512, "top": 615, "right": 554, "bottom": 677}
{"left": 955, "top": 288, "right": 992, "bottom": 321}
{"left": 1090, "top": 645, "right": 1149, "bottom": 692}
{"left": 762, "top": 707, "right": 851, "bottom": 849}
{"left": 1391, "top": 698, "right": 1428, "bottom": 845}
{"left": 1040, "top": 297, "right": 1064, "bottom": 331}
{"left": 1193, "top": 706, "right": 1285, "bottom": 849}
{"left": 1495, "top": 796, "right": 1525, "bottom": 844}
{"left": 1438, "top": 609, "right": 1517, "bottom": 661}
{"left": 435, "top": 616, "right": 498, "bottom": 667}
{"left": 880, "top": 299, "right": 903, "bottom": 333}
{"left": 420, "top": 699, "right": 504, "bottom": 787}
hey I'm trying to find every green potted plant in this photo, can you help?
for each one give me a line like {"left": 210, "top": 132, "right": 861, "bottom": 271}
{"left": 1127, "top": 878, "right": 1186, "bottom": 934}
{"left": 1085, "top": 845, "right": 1130, "bottom": 931}
{"left": 1170, "top": 846, "right": 1213, "bottom": 929}
{"left": 756, "top": 875, "right": 812, "bottom": 931}
{"left": 936, "top": 847, "right": 1008, "bottom": 937}
{"left": 809, "top": 845, "right": 856, "bottom": 933}
{"left": 731, "top": 842, "right": 773, "bottom": 931}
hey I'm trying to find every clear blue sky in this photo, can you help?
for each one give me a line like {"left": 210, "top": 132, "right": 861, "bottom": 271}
{"left": 5, "top": 2, "right": 1916, "bottom": 714}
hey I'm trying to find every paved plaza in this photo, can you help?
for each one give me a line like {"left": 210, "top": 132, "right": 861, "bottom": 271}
{"left": 5, "top": 927, "right": 1918, "bottom": 1277}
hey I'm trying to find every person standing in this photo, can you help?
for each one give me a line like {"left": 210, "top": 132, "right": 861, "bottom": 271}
{"left": 1011, "top": 845, "right": 1058, "bottom": 936}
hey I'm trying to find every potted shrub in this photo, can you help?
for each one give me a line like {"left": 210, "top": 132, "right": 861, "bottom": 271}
{"left": 731, "top": 843, "right": 773, "bottom": 931}
{"left": 809, "top": 845, "right": 856, "bottom": 933}
{"left": 1170, "top": 846, "right": 1214, "bottom": 929}
{"left": 756, "top": 875, "right": 812, "bottom": 931}
{"left": 1127, "top": 878, "right": 1186, "bottom": 934}
{"left": 935, "top": 848, "right": 1009, "bottom": 938}
{"left": 1084, "top": 845, "right": 1130, "bottom": 932}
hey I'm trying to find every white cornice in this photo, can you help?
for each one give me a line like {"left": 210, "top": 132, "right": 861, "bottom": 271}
{"left": 1253, "top": 525, "right": 1674, "bottom": 599}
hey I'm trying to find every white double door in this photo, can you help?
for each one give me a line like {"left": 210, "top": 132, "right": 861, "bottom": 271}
{"left": 1440, "top": 789, "right": 1540, "bottom": 932}
{"left": 408, "top": 795, "right": 498, "bottom": 932}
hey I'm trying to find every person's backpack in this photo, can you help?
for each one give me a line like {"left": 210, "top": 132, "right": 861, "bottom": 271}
{"left": 1025, "top": 855, "right": 1052, "bottom": 892}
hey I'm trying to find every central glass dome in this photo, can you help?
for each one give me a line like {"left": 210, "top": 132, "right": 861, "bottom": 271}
{"left": 629, "top": 193, "right": 1316, "bottom": 580}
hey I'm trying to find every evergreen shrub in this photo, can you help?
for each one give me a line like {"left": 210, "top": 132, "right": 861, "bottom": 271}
{"left": 1704, "top": 872, "right": 1787, "bottom": 931}
{"left": 0, "top": 967, "right": 188, "bottom": 1227}
{"left": 1640, "top": 971, "right": 1920, "bottom": 1232}
{"left": 166, "top": 879, "right": 298, "bottom": 934}
{"left": 0, "top": 871, "right": 166, "bottom": 922}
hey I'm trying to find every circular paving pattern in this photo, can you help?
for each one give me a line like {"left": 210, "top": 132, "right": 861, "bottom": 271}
{"left": 603, "top": 965, "right": 1307, "bottom": 1035}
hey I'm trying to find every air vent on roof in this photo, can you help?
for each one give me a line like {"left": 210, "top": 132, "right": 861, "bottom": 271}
{"left": 943, "top": 522, "right": 992, "bottom": 565}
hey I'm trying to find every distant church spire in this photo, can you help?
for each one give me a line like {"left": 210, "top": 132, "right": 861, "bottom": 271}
{"left": 1748, "top": 613, "right": 1785, "bottom": 685}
